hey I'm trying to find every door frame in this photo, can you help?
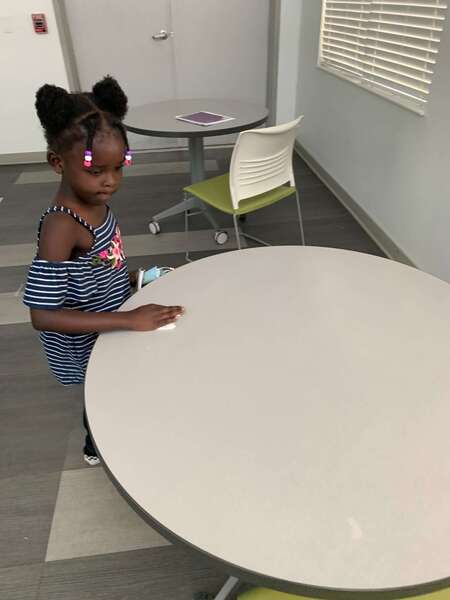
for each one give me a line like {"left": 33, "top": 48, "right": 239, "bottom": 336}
{"left": 52, "top": 0, "right": 81, "bottom": 93}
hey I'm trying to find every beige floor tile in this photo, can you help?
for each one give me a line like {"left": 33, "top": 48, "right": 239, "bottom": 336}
{"left": 0, "top": 229, "right": 243, "bottom": 269}
{"left": 45, "top": 468, "right": 170, "bottom": 561}
{"left": 0, "top": 292, "right": 29, "bottom": 325}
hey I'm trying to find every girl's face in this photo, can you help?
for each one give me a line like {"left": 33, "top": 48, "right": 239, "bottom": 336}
{"left": 51, "top": 130, "right": 126, "bottom": 206}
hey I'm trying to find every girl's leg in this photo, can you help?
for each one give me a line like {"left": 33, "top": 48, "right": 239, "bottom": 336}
{"left": 82, "top": 408, "right": 100, "bottom": 465}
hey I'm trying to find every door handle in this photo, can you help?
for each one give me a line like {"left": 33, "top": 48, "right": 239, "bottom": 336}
{"left": 152, "top": 30, "right": 171, "bottom": 41}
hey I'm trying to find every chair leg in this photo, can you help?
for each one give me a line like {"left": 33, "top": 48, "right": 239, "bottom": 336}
{"left": 213, "top": 576, "right": 241, "bottom": 600}
{"left": 232, "top": 213, "right": 242, "bottom": 250}
{"left": 239, "top": 231, "right": 270, "bottom": 247}
{"left": 234, "top": 213, "right": 270, "bottom": 248}
{"left": 294, "top": 189, "right": 306, "bottom": 245}
{"left": 193, "top": 576, "right": 241, "bottom": 600}
{"left": 184, "top": 193, "right": 193, "bottom": 263}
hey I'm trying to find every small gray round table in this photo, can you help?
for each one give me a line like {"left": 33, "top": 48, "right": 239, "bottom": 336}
{"left": 86, "top": 247, "right": 450, "bottom": 600}
{"left": 125, "top": 99, "right": 268, "bottom": 230}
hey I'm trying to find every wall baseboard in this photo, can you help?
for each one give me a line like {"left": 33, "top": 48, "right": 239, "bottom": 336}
{"left": 294, "top": 141, "right": 415, "bottom": 267}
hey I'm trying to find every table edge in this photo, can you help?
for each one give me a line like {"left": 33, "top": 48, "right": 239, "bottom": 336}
{"left": 125, "top": 114, "right": 268, "bottom": 138}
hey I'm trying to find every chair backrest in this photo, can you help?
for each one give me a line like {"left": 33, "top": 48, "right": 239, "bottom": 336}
{"left": 229, "top": 116, "right": 303, "bottom": 210}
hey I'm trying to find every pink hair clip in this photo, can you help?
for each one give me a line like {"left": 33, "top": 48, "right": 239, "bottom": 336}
{"left": 124, "top": 150, "right": 132, "bottom": 166}
{"left": 83, "top": 150, "right": 92, "bottom": 168}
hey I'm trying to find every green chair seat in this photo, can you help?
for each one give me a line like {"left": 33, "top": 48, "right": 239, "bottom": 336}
{"left": 238, "top": 587, "right": 450, "bottom": 600}
{"left": 184, "top": 173, "right": 296, "bottom": 216}
{"left": 183, "top": 117, "right": 305, "bottom": 256}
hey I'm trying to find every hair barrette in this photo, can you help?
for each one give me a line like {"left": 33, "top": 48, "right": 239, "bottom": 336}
{"left": 124, "top": 150, "right": 132, "bottom": 166}
{"left": 83, "top": 150, "right": 92, "bottom": 168}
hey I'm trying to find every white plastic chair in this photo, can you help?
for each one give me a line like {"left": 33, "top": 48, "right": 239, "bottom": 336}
{"left": 183, "top": 116, "right": 304, "bottom": 254}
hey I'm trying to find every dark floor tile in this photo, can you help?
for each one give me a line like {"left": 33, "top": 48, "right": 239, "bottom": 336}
{"left": 0, "top": 471, "right": 61, "bottom": 569}
{"left": 132, "top": 150, "right": 189, "bottom": 164}
{"left": 0, "top": 371, "right": 81, "bottom": 414}
{"left": 0, "top": 374, "right": 79, "bottom": 479}
{"left": 306, "top": 216, "right": 385, "bottom": 256}
{"left": 0, "top": 183, "right": 58, "bottom": 245}
{"left": 0, "top": 149, "right": 231, "bottom": 242}
{"left": 38, "top": 546, "right": 229, "bottom": 600}
{"left": 112, "top": 178, "right": 231, "bottom": 236}
{"left": 12, "top": 163, "right": 53, "bottom": 174}
{"left": 0, "top": 164, "right": 23, "bottom": 176}
{"left": 242, "top": 221, "right": 304, "bottom": 247}
{"left": 126, "top": 253, "right": 188, "bottom": 273}
{"left": 0, "top": 562, "right": 43, "bottom": 600}
{"left": 0, "top": 323, "right": 82, "bottom": 479}
{"left": 132, "top": 146, "right": 232, "bottom": 165}
{"left": 0, "top": 152, "right": 335, "bottom": 244}
{"left": 126, "top": 250, "right": 232, "bottom": 274}
{"left": 0, "top": 167, "right": 22, "bottom": 199}
{"left": 241, "top": 212, "right": 384, "bottom": 257}
{"left": 0, "top": 323, "right": 50, "bottom": 378}
{"left": 238, "top": 190, "right": 347, "bottom": 231}
{"left": 300, "top": 186, "right": 350, "bottom": 217}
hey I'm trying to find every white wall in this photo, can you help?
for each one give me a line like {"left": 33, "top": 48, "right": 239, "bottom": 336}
{"left": 0, "top": 1, "right": 70, "bottom": 155}
{"left": 288, "top": 0, "right": 450, "bottom": 282}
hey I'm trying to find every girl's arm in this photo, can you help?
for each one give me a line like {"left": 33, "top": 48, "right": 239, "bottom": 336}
{"left": 30, "top": 304, "right": 183, "bottom": 333}
{"left": 30, "top": 214, "right": 183, "bottom": 333}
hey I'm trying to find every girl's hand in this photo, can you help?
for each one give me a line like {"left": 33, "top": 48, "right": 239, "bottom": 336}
{"left": 127, "top": 304, "right": 184, "bottom": 331}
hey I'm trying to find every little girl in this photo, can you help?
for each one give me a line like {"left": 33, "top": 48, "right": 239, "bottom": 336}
{"left": 23, "top": 75, "right": 183, "bottom": 465}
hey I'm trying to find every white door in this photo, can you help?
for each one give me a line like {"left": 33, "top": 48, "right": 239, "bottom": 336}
{"left": 64, "top": 0, "right": 178, "bottom": 150}
{"left": 64, "top": 0, "right": 269, "bottom": 150}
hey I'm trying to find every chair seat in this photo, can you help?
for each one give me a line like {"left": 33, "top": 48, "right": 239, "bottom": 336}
{"left": 238, "top": 587, "right": 450, "bottom": 600}
{"left": 184, "top": 173, "right": 296, "bottom": 216}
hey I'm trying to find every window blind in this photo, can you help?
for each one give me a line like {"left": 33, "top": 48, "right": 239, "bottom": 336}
{"left": 318, "top": 0, "right": 447, "bottom": 112}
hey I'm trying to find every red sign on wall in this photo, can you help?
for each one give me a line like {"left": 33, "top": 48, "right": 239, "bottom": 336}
{"left": 31, "top": 13, "right": 48, "bottom": 34}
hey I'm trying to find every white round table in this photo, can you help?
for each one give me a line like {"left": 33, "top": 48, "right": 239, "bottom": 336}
{"left": 86, "top": 247, "right": 450, "bottom": 598}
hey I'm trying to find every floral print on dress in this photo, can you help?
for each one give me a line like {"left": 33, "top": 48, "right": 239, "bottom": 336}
{"left": 91, "top": 226, "right": 126, "bottom": 269}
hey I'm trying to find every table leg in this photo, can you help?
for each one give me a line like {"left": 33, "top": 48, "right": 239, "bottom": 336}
{"left": 151, "top": 137, "right": 219, "bottom": 231}
{"left": 189, "top": 136, "right": 205, "bottom": 183}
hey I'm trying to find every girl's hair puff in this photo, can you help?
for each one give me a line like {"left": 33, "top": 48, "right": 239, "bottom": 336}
{"left": 35, "top": 75, "right": 130, "bottom": 155}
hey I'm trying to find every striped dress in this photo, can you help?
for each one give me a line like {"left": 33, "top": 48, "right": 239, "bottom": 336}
{"left": 23, "top": 206, "right": 131, "bottom": 385}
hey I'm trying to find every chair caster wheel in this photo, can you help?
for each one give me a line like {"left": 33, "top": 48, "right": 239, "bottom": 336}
{"left": 214, "top": 230, "right": 229, "bottom": 245}
{"left": 149, "top": 221, "right": 161, "bottom": 235}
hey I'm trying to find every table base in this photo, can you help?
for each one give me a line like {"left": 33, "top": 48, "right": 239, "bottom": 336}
{"left": 151, "top": 136, "right": 219, "bottom": 230}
